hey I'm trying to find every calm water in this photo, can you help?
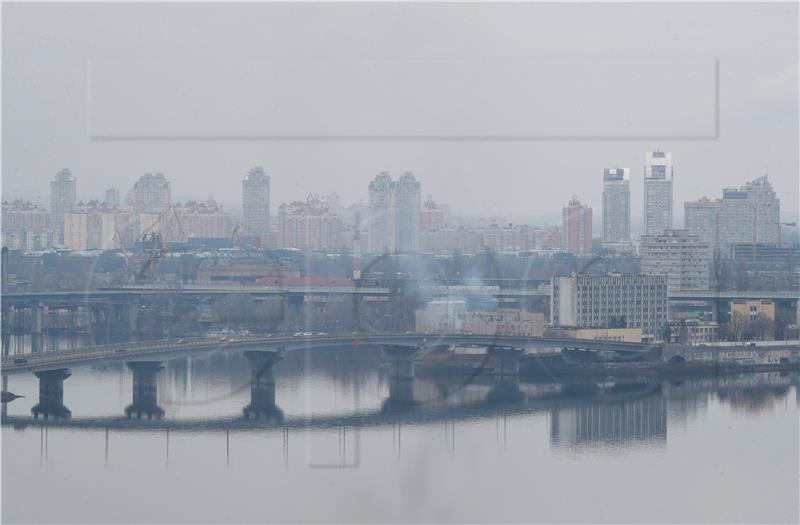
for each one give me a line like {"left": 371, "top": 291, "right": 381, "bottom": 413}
{"left": 2, "top": 344, "right": 798, "bottom": 523}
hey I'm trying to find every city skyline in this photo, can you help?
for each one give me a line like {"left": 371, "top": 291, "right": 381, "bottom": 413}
{"left": 2, "top": 3, "right": 798, "bottom": 221}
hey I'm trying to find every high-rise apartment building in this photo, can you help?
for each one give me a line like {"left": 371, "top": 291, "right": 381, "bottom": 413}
{"left": 175, "top": 199, "right": 233, "bottom": 240}
{"left": 63, "top": 202, "right": 118, "bottom": 251}
{"left": 132, "top": 173, "right": 171, "bottom": 214}
{"left": 684, "top": 175, "right": 781, "bottom": 258}
{"left": 1, "top": 199, "right": 53, "bottom": 250}
{"left": 49, "top": 168, "right": 77, "bottom": 239}
{"left": 602, "top": 168, "right": 630, "bottom": 248}
{"left": 367, "top": 171, "right": 421, "bottom": 253}
{"left": 242, "top": 166, "right": 270, "bottom": 248}
{"left": 105, "top": 187, "right": 121, "bottom": 208}
{"left": 368, "top": 172, "right": 394, "bottom": 253}
{"left": 643, "top": 151, "right": 673, "bottom": 236}
{"left": 562, "top": 196, "right": 592, "bottom": 256}
{"left": 551, "top": 273, "right": 668, "bottom": 341}
{"left": 420, "top": 197, "right": 447, "bottom": 233}
{"left": 278, "top": 194, "right": 345, "bottom": 251}
{"left": 640, "top": 229, "right": 710, "bottom": 292}
{"left": 394, "top": 172, "right": 421, "bottom": 252}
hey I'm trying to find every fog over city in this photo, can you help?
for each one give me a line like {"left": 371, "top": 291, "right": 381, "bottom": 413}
{"left": 2, "top": 3, "right": 799, "bottom": 525}
{"left": 2, "top": 2, "right": 798, "bottom": 223}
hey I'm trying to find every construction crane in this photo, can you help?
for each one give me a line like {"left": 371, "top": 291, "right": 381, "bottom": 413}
{"left": 232, "top": 224, "right": 241, "bottom": 248}
{"left": 135, "top": 206, "right": 185, "bottom": 283}
{"left": 112, "top": 228, "right": 134, "bottom": 274}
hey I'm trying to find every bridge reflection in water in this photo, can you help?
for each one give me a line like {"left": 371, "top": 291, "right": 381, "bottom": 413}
{"left": 2, "top": 345, "right": 797, "bottom": 465}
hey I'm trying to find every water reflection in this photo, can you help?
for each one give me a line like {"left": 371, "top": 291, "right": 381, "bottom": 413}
{"left": 1, "top": 344, "right": 797, "bottom": 439}
{"left": 125, "top": 362, "right": 164, "bottom": 420}
{"left": 550, "top": 385, "right": 667, "bottom": 448}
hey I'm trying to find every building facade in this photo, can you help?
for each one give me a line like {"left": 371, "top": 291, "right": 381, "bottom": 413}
{"left": 640, "top": 229, "right": 710, "bottom": 292}
{"left": 242, "top": 166, "right": 270, "bottom": 248}
{"left": 684, "top": 175, "right": 781, "bottom": 258}
{"left": 104, "top": 187, "right": 121, "bottom": 208}
{"left": 278, "top": 194, "right": 345, "bottom": 251}
{"left": 367, "top": 171, "right": 421, "bottom": 253}
{"left": 602, "top": 168, "right": 631, "bottom": 248}
{"left": 175, "top": 199, "right": 233, "bottom": 240}
{"left": 132, "top": 173, "right": 171, "bottom": 214}
{"left": 551, "top": 273, "right": 668, "bottom": 341}
{"left": 50, "top": 168, "right": 77, "bottom": 241}
{"left": 562, "top": 197, "right": 592, "bottom": 256}
{"left": 643, "top": 151, "right": 673, "bottom": 236}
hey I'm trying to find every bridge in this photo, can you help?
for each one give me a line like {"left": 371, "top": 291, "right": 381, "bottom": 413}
{"left": 2, "top": 285, "right": 797, "bottom": 304}
{"left": 0, "top": 331, "right": 658, "bottom": 376}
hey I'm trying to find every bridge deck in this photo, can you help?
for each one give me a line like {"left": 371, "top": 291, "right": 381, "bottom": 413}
{"left": 1, "top": 333, "right": 656, "bottom": 375}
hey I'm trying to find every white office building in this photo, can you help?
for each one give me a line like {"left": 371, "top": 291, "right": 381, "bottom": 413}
{"left": 551, "top": 273, "right": 668, "bottom": 341}
{"left": 640, "top": 229, "right": 710, "bottom": 292}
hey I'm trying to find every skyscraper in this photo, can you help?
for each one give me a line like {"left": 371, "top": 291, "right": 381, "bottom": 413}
{"left": 394, "top": 172, "right": 421, "bottom": 252}
{"left": 104, "top": 187, "right": 121, "bottom": 208}
{"left": 562, "top": 196, "right": 592, "bottom": 256}
{"left": 602, "top": 168, "right": 630, "bottom": 248}
{"left": 643, "top": 151, "right": 673, "bottom": 236}
{"left": 242, "top": 166, "right": 270, "bottom": 248}
{"left": 367, "top": 171, "right": 421, "bottom": 253}
{"left": 132, "top": 173, "right": 171, "bottom": 214}
{"left": 368, "top": 172, "right": 396, "bottom": 254}
{"left": 49, "top": 168, "right": 77, "bottom": 240}
{"left": 684, "top": 175, "right": 781, "bottom": 258}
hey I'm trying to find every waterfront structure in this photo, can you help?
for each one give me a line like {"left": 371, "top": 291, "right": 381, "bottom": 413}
{"left": 640, "top": 229, "right": 710, "bottom": 292}
{"left": 684, "top": 175, "right": 781, "bottom": 258}
{"left": 643, "top": 151, "right": 673, "bottom": 236}
{"left": 602, "top": 168, "right": 631, "bottom": 249}
{"left": 666, "top": 319, "right": 719, "bottom": 344}
{"left": 551, "top": 273, "right": 668, "bottom": 341}
{"left": 49, "top": 168, "right": 77, "bottom": 240}
{"left": 562, "top": 196, "right": 592, "bottom": 256}
{"left": 104, "top": 187, "right": 121, "bottom": 208}
{"left": 242, "top": 166, "right": 270, "bottom": 248}
{"left": 278, "top": 194, "right": 345, "bottom": 251}
{"left": 367, "top": 171, "right": 421, "bottom": 253}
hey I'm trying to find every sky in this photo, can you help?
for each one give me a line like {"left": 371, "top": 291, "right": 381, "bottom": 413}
{"left": 2, "top": 2, "right": 798, "bottom": 230}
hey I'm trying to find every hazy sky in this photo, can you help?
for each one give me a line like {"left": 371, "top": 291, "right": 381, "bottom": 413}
{"left": 2, "top": 2, "right": 798, "bottom": 228}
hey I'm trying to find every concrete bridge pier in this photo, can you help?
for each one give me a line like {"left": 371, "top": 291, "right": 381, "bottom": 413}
{"left": 31, "top": 369, "right": 72, "bottom": 420}
{"left": 242, "top": 350, "right": 284, "bottom": 421}
{"left": 125, "top": 361, "right": 165, "bottom": 419}
{"left": 382, "top": 345, "right": 419, "bottom": 413}
{"left": 30, "top": 302, "right": 43, "bottom": 334}
{"left": 128, "top": 301, "right": 140, "bottom": 333}
{"left": 486, "top": 347, "right": 525, "bottom": 404}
